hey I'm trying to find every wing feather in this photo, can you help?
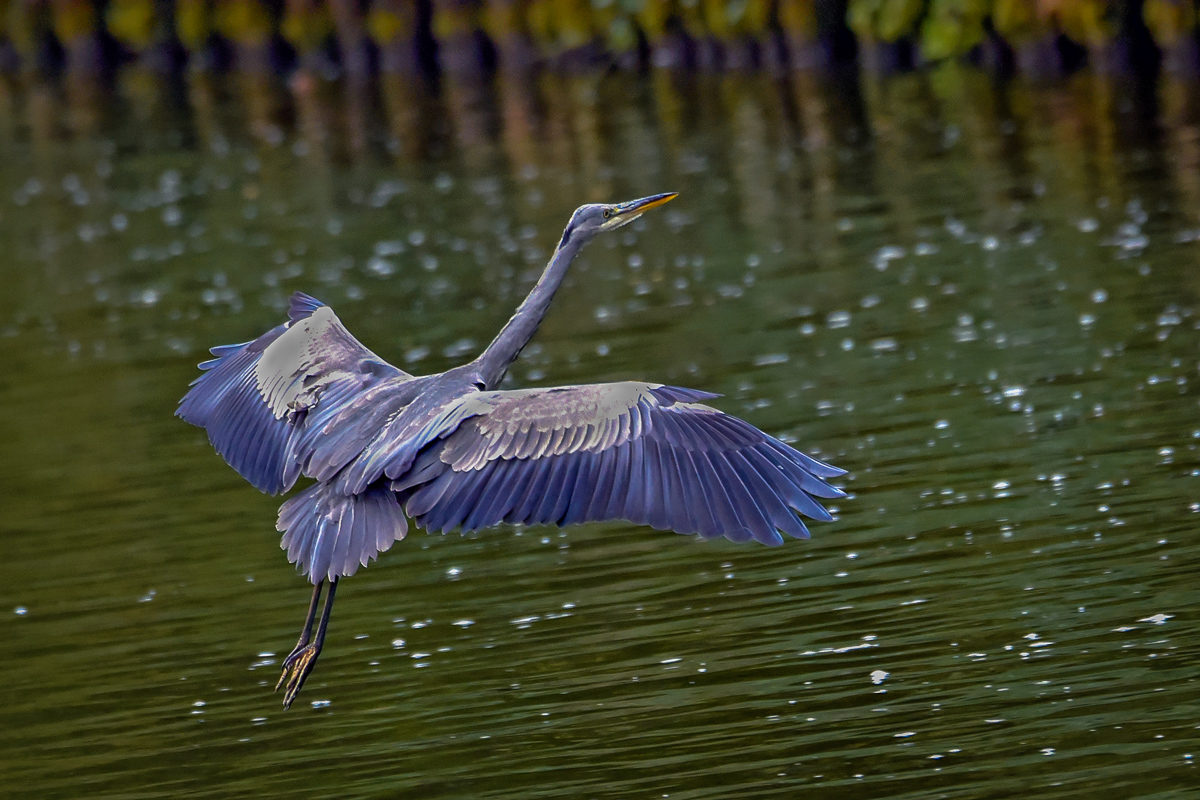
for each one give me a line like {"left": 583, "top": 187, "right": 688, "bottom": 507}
{"left": 584, "top": 446, "right": 617, "bottom": 522}
{"left": 623, "top": 437, "right": 647, "bottom": 525}
{"left": 392, "top": 381, "right": 844, "bottom": 545}
{"left": 407, "top": 469, "right": 455, "bottom": 519}
{"left": 469, "top": 459, "right": 519, "bottom": 529}
{"left": 680, "top": 451, "right": 721, "bottom": 539}
{"left": 648, "top": 438, "right": 676, "bottom": 532}
{"left": 178, "top": 292, "right": 410, "bottom": 494}
{"left": 508, "top": 457, "right": 549, "bottom": 524}
{"left": 561, "top": 452, "right": 597, "bottom": 526}
{"left": 694, "top": 451, "right": 742, "bottom": 538}
{"left": 502, "top": 457, "right": 539, "bottom": 523}
{"left": 660, "top": 445, "right": 693, "bottom": 534}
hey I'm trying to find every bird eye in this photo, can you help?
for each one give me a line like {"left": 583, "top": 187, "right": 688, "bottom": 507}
{"left": 602, "top": 209, "right": 611, "bottom": 219}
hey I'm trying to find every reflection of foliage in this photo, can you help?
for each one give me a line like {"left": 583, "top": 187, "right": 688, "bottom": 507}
{"left": 107, "top": 0, "right": 157, "bottom": 50}
{"left": 632, "top": 0, "right": 671, "bottom": 42}
{"left": 214, "top": 0, "right": 273, "bottom": 45}
{"left": 592, "top": 0, "right": 640, "bottom": 53}
{"left": 281, "top": 2, "right": 332, "bottom": 52}
{"left": 528, "top": 0, "right": 596, "bottom": 51}
{"left": 0, "top": 0, "right": 1193, "bottom": 75}
{"left": 4, "top": 0, "right": 46, "bottom": 55}
{"left": 176, "top": 0, "right": 210, "bottom": 51}
{"left": 1053, "top": 0, "right": 1112, "bottom": 47}
{"left": 481, "top": 0, "right": 527, "bottom": 39}
{"left": 1144, "top": 0, "right": 1196, "bottom": 47}
{"left": 991, "top": 0, "right": 1114, "bottom": 47}
{"left": 703, "top": 0, "right": 771, "bottom": 37}
{"left": 674, "top": 0, "right": 772, "bottom": 39}
{"left": 431, "top": 1, "right": 479, "bottom": 39}
{"left": 52, "top": 0, "right": 96, "bottom": 44}
{"left": 921, "top": 0, "right": 987, "bottom": 60}
{"left": 604, "top": 12, "right": 639, "bottom": 52}
{"left": 848, "top": 0, "right": 925, "bottom": 43}
{"left": 992, "top": 0, "right": 1042, "bottom": 43}
{"left": 366, "top": 6, "right": 410, "bottom": 46}
{"left": 778, "top": 0, "right": 819, "bottom": 40}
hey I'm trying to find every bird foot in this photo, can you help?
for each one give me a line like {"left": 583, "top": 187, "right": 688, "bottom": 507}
{"left": 276, "top": 641, "right": 322, "bottom": 709}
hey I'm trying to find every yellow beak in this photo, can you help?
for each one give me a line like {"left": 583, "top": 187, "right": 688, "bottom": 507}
{"left": 614, "top": 192, "right": 678, "bottom": 218}
{"left": 603, "top": 192, "right": 677, "bottom": 230}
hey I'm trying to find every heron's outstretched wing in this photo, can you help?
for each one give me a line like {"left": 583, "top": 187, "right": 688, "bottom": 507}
{"left": 177, "top": 293, "right": 409, "bottom": 494}
{"left": 398, "top": 383, "right": 845, "bottom": 546}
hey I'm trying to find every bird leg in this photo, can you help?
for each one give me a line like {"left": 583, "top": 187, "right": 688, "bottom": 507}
{"left": 276, "top": 578, "right": 338, "bottom": 708}
{"left": 276, "top": 580, "right": 323, "bottom": 683}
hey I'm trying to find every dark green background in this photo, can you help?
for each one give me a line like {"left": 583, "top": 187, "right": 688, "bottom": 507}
{"left": 0, "top": 66, "right": 1197, "bottom": 797}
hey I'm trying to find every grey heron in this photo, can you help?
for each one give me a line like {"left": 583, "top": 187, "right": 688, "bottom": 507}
{"left": 177, "top": 193, "right": 846, "bottom": 708}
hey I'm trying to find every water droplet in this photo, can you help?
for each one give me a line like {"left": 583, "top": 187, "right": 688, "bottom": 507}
{"left": 367, "top": 256, "right": 395, "bottom": 277}
{"left": 870, "top": 337, "right": 897, "bottom": 353}
{"left": 442, "top": 338, "right": 476, "bottom": 359}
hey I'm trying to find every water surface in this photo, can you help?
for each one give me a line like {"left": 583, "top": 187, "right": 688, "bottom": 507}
{"left": 1, "top": 67, "right": 1198, "bottom": 798}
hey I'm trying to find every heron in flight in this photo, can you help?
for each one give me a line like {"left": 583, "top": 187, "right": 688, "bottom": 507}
{"left": 178, "top": 193, "right": 845, "bottom": 708}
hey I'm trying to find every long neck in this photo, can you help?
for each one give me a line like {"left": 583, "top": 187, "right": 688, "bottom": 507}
{"left": 474, "top": 234, "right": 586, "bottom": 388}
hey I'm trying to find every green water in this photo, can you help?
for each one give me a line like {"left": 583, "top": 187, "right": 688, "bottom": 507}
{"left": 1, "top": 66, "right": 1198, "bottom": 798}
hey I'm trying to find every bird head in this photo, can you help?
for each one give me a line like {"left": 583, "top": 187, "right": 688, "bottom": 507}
{"left": 557, "top": 192, "right": 677, "bottom": 249}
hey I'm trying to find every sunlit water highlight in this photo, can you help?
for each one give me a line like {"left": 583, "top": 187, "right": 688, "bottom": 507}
{"left": 0, "top": 67, "right": 1197, "bottom": 798}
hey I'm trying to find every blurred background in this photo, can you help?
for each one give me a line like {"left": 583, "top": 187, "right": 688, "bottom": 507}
{"left": 1, "top": 1, "right": 1199, "bottom": 798}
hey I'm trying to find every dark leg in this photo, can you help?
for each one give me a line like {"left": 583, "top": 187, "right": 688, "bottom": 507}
{"left": 277, "top": 577, "right": 339, "bottom": 709}
{"left": 275, "top": 580, "right": 323, "bottom": 693}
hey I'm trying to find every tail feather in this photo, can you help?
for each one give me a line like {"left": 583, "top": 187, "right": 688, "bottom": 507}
{"left": 277, "top": 484, "right": 408, "bottom": 583}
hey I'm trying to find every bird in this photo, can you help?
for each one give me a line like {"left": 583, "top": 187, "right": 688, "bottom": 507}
{"left": 177, "top": 192, "right": 846, "bottom": 708}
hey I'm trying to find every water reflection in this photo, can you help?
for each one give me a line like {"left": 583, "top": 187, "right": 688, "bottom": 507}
{"left": 1, "top": 64, "right": 1198, "bottom": 797}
